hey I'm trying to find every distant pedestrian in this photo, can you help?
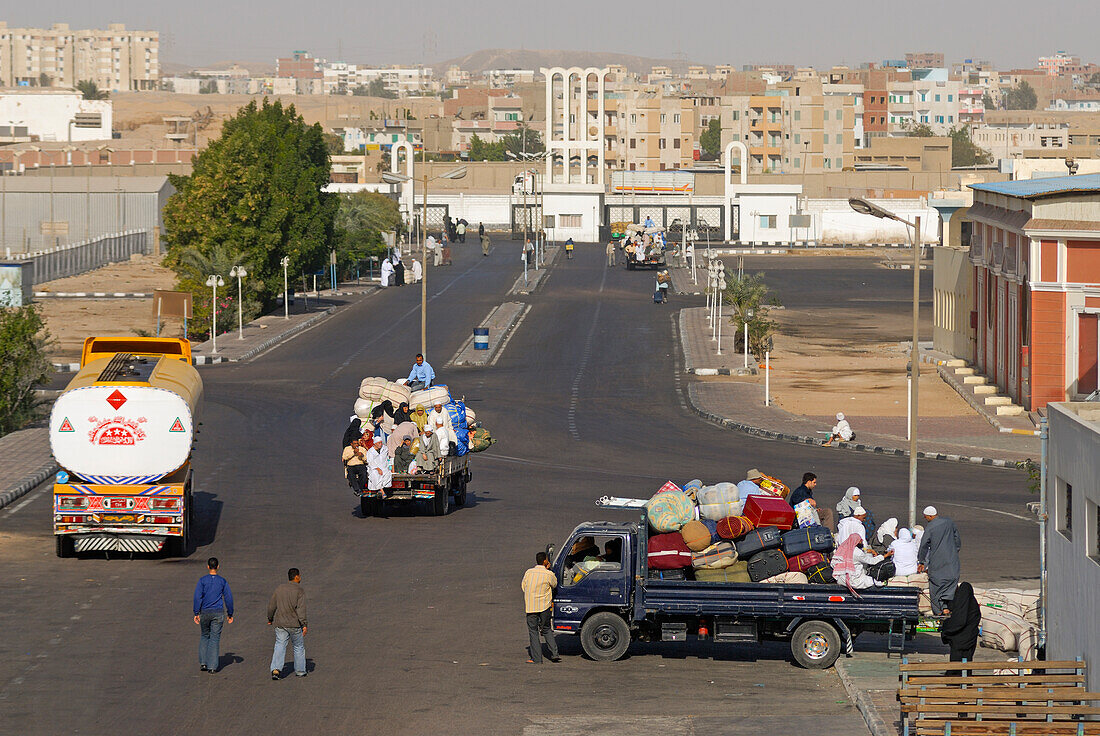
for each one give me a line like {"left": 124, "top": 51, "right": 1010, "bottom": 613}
{"left": 456, "top": 221, "right": 466, "bottom": 243}
{"left": 523, "top": 239, "right": 534, "bottom": 266}
{"left": 521, "top": 551, "right": 559, "bottom": 663}
{"left": 918, "top": 506, "right": 962, "bottom": 616}
{"left": 565, "top": 238, "right": 574, "bottom": 259}
{"left": 410, "top": 258, "right": 422, "bottom": 283}
{"left": 606, "top": 240, "right": 617, "bottom": 267}
{"left": 481, "top": 233, "right": 491, "bottom": 256}
{"left": 268, "top": 567, "right": 308, "bottom": 679}
{"left": 193, "top": 557, "right": 234, "bottom": 673}
{"left": 478, "top": 222, "right": 485, "bottom": 238}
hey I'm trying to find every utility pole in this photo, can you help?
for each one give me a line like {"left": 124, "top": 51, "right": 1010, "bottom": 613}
{"left": 421, "top": 171, "right": 429, "bottom": 357}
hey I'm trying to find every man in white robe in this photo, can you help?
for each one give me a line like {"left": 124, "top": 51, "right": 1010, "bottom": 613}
{"left": 364, "top": 437, "right": 392, "bottom": 495}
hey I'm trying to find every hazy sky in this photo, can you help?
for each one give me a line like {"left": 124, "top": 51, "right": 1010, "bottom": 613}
{"left": 6, "top": 1, "right": 1100, "bottom": 69}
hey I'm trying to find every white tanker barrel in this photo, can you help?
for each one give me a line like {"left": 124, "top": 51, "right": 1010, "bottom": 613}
{"left": 49, "top": 356, "right": 203, "bottom": 484}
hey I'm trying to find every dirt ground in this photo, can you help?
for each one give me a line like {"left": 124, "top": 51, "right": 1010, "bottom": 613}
{"left": 36, "top": 255, "right": 183, "bottom": 360}
{"left": 760, "top": 307, "right": 976, "bottom": 418}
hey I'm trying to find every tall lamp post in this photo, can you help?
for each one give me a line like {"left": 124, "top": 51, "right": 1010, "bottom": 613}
{"left": 280, "top": 256, "right": 290, "bottom": 320}
{"left": 383, "top": 165, "right": 468, "bottom": 357}
{"left": 205, "top": 274, "right": 225, "bottom": 354}
{"left": 849, "top": 197, "right": 922, "bottom": 528}
{"left": 229, "top": 265, "right": 247, "bottom": 339}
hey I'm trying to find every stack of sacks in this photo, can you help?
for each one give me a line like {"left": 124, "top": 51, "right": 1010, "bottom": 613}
{"left": 762, "top": 572, "right": 809, "bottom": 584}
{"left": 885, "top": 573, "right": 932, "bottom": 613}
{"left": 697, "top": 482, "right": 743, "bottom": 520}
{"left": 355, "top": 377, "right": 412, "bottom": 421}
{"left": 974, "top": 587, "right": 1040, "bottom": 627}
{"left": 444, "top": 400, "right": 470, "bottom": 456}
{"left": 410, "top": 385, "right": 451, "bottom": 410}
{"left": 979, "top": 606, "right": 1039, "bottom": 660}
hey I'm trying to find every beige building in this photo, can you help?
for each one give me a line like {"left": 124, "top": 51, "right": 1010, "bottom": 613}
{"left": 603, "top": 86, "right": 697, "bottom": 171}
{"left": 0, "top": 22, "right": 159, "bottom": 91}
{"left": 854, "top": 136, "right": 953, "bottom": 171}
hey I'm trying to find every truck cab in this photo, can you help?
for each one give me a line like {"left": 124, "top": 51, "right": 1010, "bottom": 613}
{"left": 549, "top": 517, "right": 918, "bottom": 668}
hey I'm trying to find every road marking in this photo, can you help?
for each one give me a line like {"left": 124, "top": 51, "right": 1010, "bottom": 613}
{"left": 567, "top": 263, "right": 608, "bottom": 440}
{"left": 3, "top": 485, "right": 48, "bottom": 517}
{"left": 938, "top": 501, "right": 1035, "bottom": 522}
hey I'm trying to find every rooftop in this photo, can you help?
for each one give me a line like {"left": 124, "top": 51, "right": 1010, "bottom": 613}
{"left": 969, "top": 174, "right": 1100, "bottom": 199}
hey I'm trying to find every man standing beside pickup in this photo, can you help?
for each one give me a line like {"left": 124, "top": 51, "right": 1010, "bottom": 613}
{"left": 521, "top": 552, "right": 560, "bottom": 664}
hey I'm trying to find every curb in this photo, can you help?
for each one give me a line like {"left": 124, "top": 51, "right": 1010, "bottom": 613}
{"left": 0, "top": 459, "right": 58, "bottom": 511}
{"left": 34, "top": 291, "right": 154, "bottom": 298}
{"left": 684, "top": 385, "right": 1024, "bottom": 469}
{"left": 232, "top": 308, "right": 334, "bottom": 362}
{"left": 834, "top": 660, "right": 893, "bottom": 736}
{"left": 447, "top": 303, "right": 531, "bottom": 368}
{"left": 689, "top": 367, "right": 757, "bottom": 376}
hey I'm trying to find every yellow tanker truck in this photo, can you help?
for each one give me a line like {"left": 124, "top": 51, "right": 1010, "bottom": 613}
{"left": 49, "top": 337, "right": 202, "bottom": 557}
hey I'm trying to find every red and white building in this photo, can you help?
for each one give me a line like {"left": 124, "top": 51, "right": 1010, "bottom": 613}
{"left": 966, "top": 175, "right": 1100, "bottom": 409}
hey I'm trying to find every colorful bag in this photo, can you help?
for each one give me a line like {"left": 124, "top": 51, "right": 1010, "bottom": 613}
{"left": 756, "top": 472, "right": 790, "bottom": 499}
{"left": 656, "top": 480, "right": 682, "bottom": 495}
{"left": 680, "top": 520, "right": 713, "bottom": 552}
{"left": 787, "top": 551, "right": 828, "bottom": 573}
{"left": 716, "top": 515, "right": 754, "bottom": 540}
{"left": 794, "top": 500, "right": 821, "bottom": 528}
{"left": 695, "top": 562, "right": 751, "bottom": 583}
{"left": 647, "top": 532, "right": 693, "bottom": 570}
{"left": 697, "top": 482, "right": 741, "bottom": 521}
{"left": 645, "top": 490, "right": 695, "bottom": 533}
{"left": 805, "top": 562, "right": 836, "bottom": 585}
{"left": 691, "top": 542, "right": 738, "bottom": 569}
{"left": 467, "top": 426, "right": 495, "bottom": 453}
{"left": 444, "top": 401, "right": 469, "bottom": 456}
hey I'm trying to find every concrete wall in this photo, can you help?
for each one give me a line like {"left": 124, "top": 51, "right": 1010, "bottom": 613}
{"left": 8, "top": 230, "right": 148, "bottom": 285}
{"left": 933, "top": 246, "right": 976, "bottom": 359}
{"left": 1046, "top": 401, "right": 1100, "bottom": 693}
{"left": 0, "top": 92, "right": 112, "bottom": 142}
{"left": 809, "top": 199, "right": 940, "bottom": 243}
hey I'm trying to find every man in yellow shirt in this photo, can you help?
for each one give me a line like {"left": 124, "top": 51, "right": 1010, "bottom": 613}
{"left": 521, "top": 552, "right": 560, "bottom": 663}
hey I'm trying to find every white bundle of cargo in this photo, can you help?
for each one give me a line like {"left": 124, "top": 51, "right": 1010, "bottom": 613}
{"left": 410, "top": 385, "right": 451, "bottom": 409}
{"left": 356, "top": 378, "right": 413, "bottom": 420}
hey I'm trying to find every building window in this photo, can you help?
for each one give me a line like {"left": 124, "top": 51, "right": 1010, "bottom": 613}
{"left": 559, "top": 214, "right": 582, "bottom": 228}
{"left": 935, "top": 94, "right": 941, "bottom": 102}
{"left": 1056, "top": 478, "right": 1072, "bottom": 540}
{"left": 673, "top": 138, "right": 680, "bottom": 149}
{"left": 673, "top": 113, "right": 680, "bottom": 123}
{"left": 948, "top": 94, "right": 954, "bottom": 102}
{"left": 758, "top": 214, "right": 777, "bottom": 229}
{"left": 1088, "top": 497, "right": 1100, "bottom": 565}
{"left": 660, "top": 114, "right": 666, "bottom": 123}
{"left": 794, "top": 134, "right": 800, "bottom": 144}
{"left": 659, "top": 138, "right": 666, "bottom": 149}
{"left": 629, "top": 138, "right": 636, "bottom": 149}
{"left": 731, "top": 110, "right": 739, "bottom": 120}
{"left": 794, "top": 110, "right": 801, "bottom": 121}
{"left": 793, "top": 157, "right": 800, "bottom": 168}
{"left": 835, "top": 157, "right": 842, "bottom": 168}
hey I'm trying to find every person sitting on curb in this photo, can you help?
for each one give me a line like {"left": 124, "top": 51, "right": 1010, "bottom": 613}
{"left": 823, "top": 412, "right": 854, "bottom": 446}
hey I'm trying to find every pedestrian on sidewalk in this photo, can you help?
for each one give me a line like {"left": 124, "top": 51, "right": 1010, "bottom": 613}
{"left": 521, "top": 552, "right": 559, "bottom": 663}
{"left": 268, "top": 568, "right": 308, "bottom": 679}
{"left": 823, "top": 412, "right": 854, "bottom": 445}
{"left": 193, "top": 557, "right": 234, "bottom": 673}
{"left": 606, "top": 240, "right": 617, "bottom": 267}
{"left": 940, "top": 582, "right": 981, "bottom": 662}
{"left": 523, "top": 239, "right": 534, "bottom": 266}
{"left": 918, "top": 506, "right": 962, "bottom": 616}
{"left": 410, "top": 258, "right": 422, "bottom": 283}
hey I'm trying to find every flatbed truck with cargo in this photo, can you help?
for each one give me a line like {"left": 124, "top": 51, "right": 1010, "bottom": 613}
{"left": 355, "top": 455, "right": 471, "bottom": 517}
{"left": 548, "top": 512, "right": 919, "bottom": 668}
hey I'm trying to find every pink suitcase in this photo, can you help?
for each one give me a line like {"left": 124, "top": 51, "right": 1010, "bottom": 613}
{"left": 742, "top": 495, "right": 796, "bottom": 531}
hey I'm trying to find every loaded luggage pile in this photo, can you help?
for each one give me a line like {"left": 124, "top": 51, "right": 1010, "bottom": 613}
{"left": 644, "top": 477, "right": 837, "bottom": 586}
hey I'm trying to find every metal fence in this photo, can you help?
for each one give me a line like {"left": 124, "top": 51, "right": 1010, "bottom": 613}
{"left": 5, "top": 230, "right": 150, "bottom": 286}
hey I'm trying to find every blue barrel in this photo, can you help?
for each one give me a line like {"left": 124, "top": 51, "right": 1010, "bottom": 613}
{"left": 473, "top": 327, "right": 490, "bottom": 350}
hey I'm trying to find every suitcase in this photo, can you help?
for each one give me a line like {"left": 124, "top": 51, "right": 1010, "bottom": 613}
{"left": 805, "top": 562, "right": 836, "bottom": 585}
{"left": 787, "top": 550, "right": 828, "bottom": 573}
{"left": 647, "top": 568, "right": 688, "bottom": 581}
{"left": 742, "top": 495, "right": 796, "bottom": 530}
{"left": 716, "top": 515, "right": 754, "bottom": 541}
{"left": 746, "top": 549, "right": 789, "bottom": 582}
{"left": 867, "top": 559, "right": 896, "bottom": 583}
{"left": 680, "top": 520, "right": 713, "bottom": 552}
{"left": 781, "top": 525, "right": 834, "bottom": 556}
{"left": 695, "top": 561, "right": 751, "bottom": 583}
{"left": 732, "top": 525, "right": 781, "bottom": 557}
{"left": 647, "top": 532, "right": 693, "bottom": 569}
{"left": 691, "top": 541, "right": 738, "bottom": 569}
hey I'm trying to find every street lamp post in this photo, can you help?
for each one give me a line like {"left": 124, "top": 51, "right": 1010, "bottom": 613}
{"left": 383, "top": 165, "right": 467, "bottom": 357}
{"left": 744, "top": 307, "right": 754, "bottom": 368}
{"left": 715, "top": 263, "right": 725, "bottom": 356}
{"left": 849, "top": 197, "right": 922, "bottom": 527}
{"left": 230, "top": 265, "right": 247, "bottom": 339}
{"left": 205, "top": 274, "right": 225, "bottom": 354}
{"left": 280, "top": 256, "right": 290, "bottom": 320}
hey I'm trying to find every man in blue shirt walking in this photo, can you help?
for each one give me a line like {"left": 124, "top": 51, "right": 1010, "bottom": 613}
{"left": 193, "top": 557, "right": 234, "bottom": 673}
{"left": 406, "top": 353, "right": 435, "bottom": 390}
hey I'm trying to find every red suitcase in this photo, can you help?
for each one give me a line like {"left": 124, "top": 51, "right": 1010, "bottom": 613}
{"left": 742, "top": 495, "right": 796, "bottom": 531}
{"left": 787, "top": 550, "right": 828, "bottom": 573}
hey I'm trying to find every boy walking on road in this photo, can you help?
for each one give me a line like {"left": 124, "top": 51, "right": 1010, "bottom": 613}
{"left": 268, "top": 568, "right": 308, "bottom": 679}
{"left": 521, "top": 552, "right": 560, "bottom": 663}
{"left": 193, "top": 557, "right": 234, "bottom": 673}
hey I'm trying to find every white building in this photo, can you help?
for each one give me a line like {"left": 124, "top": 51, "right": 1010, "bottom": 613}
{"left": 322, "top": 64, "right": 435, "bottom": 96}
{"left": 485, "top": 69, "right": 535, "bottom": 88}
{"left": 0, "top": 88, "right": 112, "bottom": 142}
{"left": 887, "top": 69, "right": 965, "bottom": 134}
{"left": 0, "top": 22, "right": 158, "bottom": 92}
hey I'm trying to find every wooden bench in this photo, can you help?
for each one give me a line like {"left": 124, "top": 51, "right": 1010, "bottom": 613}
{"left": 900, "top": 659, "right": 1100, "bottom": 736}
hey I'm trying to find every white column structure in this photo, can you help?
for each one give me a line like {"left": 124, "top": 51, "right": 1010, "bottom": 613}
{"left": 390, "top": 141, "right": 415, "bottom": 227}
{"left": 724, "top": 141, "right": 749, "bottom": 242}
{"left": 542, "top": 66, "right": 608, "bottom": 188}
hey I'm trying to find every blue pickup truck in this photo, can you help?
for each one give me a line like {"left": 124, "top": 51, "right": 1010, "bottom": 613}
{"left": 548, "top": 516, "right": 920, "bottom": 668}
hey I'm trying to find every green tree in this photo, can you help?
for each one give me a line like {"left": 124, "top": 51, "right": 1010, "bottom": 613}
{"left": 699, "top": 118, "right": 722, "bottom": 160}
{"left": 1006, "top": 80, "right": 1038, "bottom": 110}
{"left": 0, "top": 305, "right": 51, "bottom": 436}
{"left": 949, "top": 125, "right": 993, "bottom": 167}
{"left": 323, "top": 132, "right": 345, "bottom": 155}
{"left": 76, "top": 80, "right": 109, "bottom": 100}
{"left": 982, "top": 91, "right": 995, "bottom": 110}
{"left": 334, "top": 191, "right": 402, "bottom": 278}
{"left": 723, "top": 273, "right": 781, "bottom": 358}
{"left": 163, "top": 98, "right": 336, "bottom": 334}
{"left": 501, "top": 124, "right": 544, "bottom": 157}
{"left": 172, "top": 244, "right": 259, "bottom": 338}
{"left": 469, "top": 133, "right": 506, "bottom": 161}
{"left": 904, "top": 121, "right": 936, "bottom": 137}
{"left": 366, "top": 78, "right": 397, "bottom": 99}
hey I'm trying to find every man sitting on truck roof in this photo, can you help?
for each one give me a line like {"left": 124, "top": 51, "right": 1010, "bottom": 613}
{"left": 407, "top": 354, "right": 435, "bottom": 390}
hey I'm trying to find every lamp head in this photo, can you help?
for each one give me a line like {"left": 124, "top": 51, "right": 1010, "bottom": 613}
{"left": 381, "top": 172, "right": 410, "bottom": 184}
{"left": 441, "top": 166, "right": 467, "bottom": 180}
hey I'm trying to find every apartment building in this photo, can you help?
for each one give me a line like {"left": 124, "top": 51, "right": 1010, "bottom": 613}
{"left": 906, "top": 52, "right": 945, "bottom": 69}
{"left": 276, "top": 51, "right": 322, "bottom": 80}
{"left": 485, "top": 69, "right": 535, "bottom": 88}
{"left": 322, "top": 64, "right": 435, "bottom": 96}
{"left": 0, "top": 22, "right": 158, "bottom": 91}
{"left": 605, "top": 88, "right": 696, "bottom": 171}
{"left": 887, "top": 69, "right": 965, "bottom": 134}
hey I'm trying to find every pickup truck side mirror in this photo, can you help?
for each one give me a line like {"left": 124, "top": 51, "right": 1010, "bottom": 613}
{"left": 546, "top": 543, "right": 555, "bottom": 561}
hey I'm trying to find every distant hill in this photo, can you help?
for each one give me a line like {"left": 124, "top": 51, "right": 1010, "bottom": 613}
{"left": 436, "top": 48, "right": 700, "bottom": 75}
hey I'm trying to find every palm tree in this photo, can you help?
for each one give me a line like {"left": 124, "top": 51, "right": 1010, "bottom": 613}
{"left": 76, "top": 80, "right": 109, "bottom": 100}
{"left": 174, "top": 243, "right": 251, "bottom": 284}
{"left": 723, "top": 272, "right": 781, "bottom": 357}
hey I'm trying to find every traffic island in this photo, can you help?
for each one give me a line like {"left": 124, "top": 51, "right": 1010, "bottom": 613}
{"left": 508, "top": 245, "right": 561, "bottom": 295}
{"left": 447, "top": 302, "right": 530, "bottom": 367}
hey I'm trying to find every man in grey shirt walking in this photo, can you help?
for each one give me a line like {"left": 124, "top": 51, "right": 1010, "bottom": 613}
{"left": 918, "top": 506, "right": 962, "bottom": 615}
{"left": 268, "top": 567, "right": 308, "bottom": 679}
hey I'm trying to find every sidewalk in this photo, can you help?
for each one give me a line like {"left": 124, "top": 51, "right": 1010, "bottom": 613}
{"left": 447, "top": 302, "right": 530, "bottom": 367}
{"left": 679, "top": 307, "right": 756, "bottom": 375}
{"left": 0, "top": 427, "right": 57, "bottom": 510}
{"left": 509, "top": 245, "right": 561, "bottom": 295}
{"left": 190, "top": 282, "right": 377, "bottom": 363}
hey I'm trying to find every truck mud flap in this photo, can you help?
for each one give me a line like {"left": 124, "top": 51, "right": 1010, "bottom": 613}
{"left": 74, "top": 534, "right": 165, "bottom": 554}
{"left": 783, "top": 617, "right": 854, "bottom": 655}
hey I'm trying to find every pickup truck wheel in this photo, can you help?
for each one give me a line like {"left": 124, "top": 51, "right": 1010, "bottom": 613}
{"left": 626, "top": 261, "right": 635, "bottom": 271}
{"left": 56, "top": 535, "right": 73, "bottom": 558}
{"left": 360, "top": 496, "right": 373, "bottom": 517}
{"left": 453, "top": 479, "right": 467, "bottom": 507}
{"left": 580, "top": 612, "right": 631, "bottom": 662}
{"left": 791, "top": 620, "right": 841, "bottom": 669}
{"left": 432, "top": 486, "right": 449, "bottom": 516}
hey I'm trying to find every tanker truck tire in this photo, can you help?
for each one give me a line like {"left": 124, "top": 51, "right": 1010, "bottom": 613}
{"left": 56, "top": 535, "right": 73, "bottom": 558}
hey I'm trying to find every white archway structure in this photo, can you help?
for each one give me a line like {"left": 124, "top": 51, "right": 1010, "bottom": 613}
{"left": 541, "top": 66, "right": 608, "bottom": 187}
{"left": 724, "top": 141, "right": 749, "bottom": 242}
{"left": 390, "top": 141, "right": 415, "bottom": 228}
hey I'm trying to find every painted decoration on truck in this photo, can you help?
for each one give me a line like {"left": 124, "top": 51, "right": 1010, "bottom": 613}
{"left": 87, "top": 416, "right": 148, "bottom": 446}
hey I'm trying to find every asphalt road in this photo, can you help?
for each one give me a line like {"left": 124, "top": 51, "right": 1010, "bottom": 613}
{"left": 0, "top": 243, "right": 1035, "bottom": 735}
